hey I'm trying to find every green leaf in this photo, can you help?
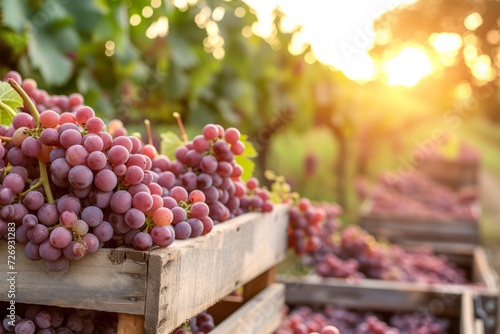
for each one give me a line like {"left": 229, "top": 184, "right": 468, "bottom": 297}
{"left": 169, "top": 32, "right": 198, "bottom": 69}
{"left": 234, "top": 134, "right": 258, "bottom": 181}
{"left": 0, "top": 82, "right": 22, "bottom": 125}
{"left": 0, "top": 82, "right": 23, "bottom": 109}
{"left": 1, "top": 0, "right": 29, "bottom": 33}
{"left": 27, "top": 30, "right": 73, "bottom": 86}
{"left": 62, "top": 0, "right": 105, "bottom": 33}
{"left": 160, "top": 131, "right": 184, "bottom": 160}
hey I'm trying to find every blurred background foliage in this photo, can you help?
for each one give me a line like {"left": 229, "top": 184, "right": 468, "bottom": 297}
{"left": 1, "top": 0, "right": 500, "bottom": 224}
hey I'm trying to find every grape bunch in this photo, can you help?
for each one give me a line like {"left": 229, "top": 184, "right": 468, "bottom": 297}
{"left": 150, "top": 123, "right": 274, "bottom": 224}
{"left": 277, "top": 305, "right": 450, "bottom": 334}
{"left": 1, "top": 302, "right": 117, "bottom": 334}
{"left": 173, "top": 311, "right": 215, "bottom": 334}
{"left": 309, "top": 225, "right": 468, "bottom": 284}
{"left": 288, "top": 198, "right": 342, "bottom": 255}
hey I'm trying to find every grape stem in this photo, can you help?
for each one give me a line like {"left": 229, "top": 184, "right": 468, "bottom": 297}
{"left": 7, "top": 78, "right": 40, "bottom": 125}
{"left": 0, "top": 100, "right": 18, "bottom": 119}
{"left": 173, "top": 112, "right": 188, "bottom": 143}
{"left": 7, "top": 79, "right": 54, "bottom": 204}
{"left": 20, "top": 178, "right": 43, "bottom": 197}
{"left": 0, "top": 136, "right": 12, "bottom": 142}
{"left": 144, "top": 119, "right": 153, "bottom": 146}
{"left": 38, "top": 159, "right": 54, "bottom": 203}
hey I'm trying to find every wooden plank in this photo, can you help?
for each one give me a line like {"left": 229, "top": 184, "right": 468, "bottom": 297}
{"left": 462, "top": 291, "right": 475, "bottom": 334}
{"left": 117, "top": 314, "right": 145, "bottom": 334}
{"left": 211, "top": 283, "right": 285, "bottom": 334}
{"left": 0, "top": 244, "right": 148, "bottom": 314}
{"left": 473, "top": 248, "right": 499, "bottom": 292}
{"left": 475, "top": 319, "right": 485, "bottom": 334}
{"left": 280, "top": 274, "right": 469, "bottom": 315}
{"left": 144, "top": 205, "right": 289, "bottom": 334}
{"left": 358, "top": 199, "right": 480, "bottom": 246}
{"left": 418, "top": 159, "right": 479, "bottom": 190}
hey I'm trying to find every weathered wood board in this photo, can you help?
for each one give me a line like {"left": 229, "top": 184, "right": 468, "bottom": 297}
{"left": 358, "top": 199, "right": 480, "bottom": 247}
{"left": 0, "top": 205, "right": 289, "bottom": 334}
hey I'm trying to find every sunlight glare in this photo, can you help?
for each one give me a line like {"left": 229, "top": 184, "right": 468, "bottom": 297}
{"left": 383, "top": 47, "right": 433, "bottom": 87}
{"left": 470, "top": 54, "right": 495, "bottom": 82}
{"left": 130, "top": 14, "right": 141, "bottom": 26}
{"left": 243, "top": 0, "right": 417, "bottom": 82}
{"left": 464, "top": 12, "right": 483, "bottom": 31}
{"left": 486, "top": 30, "right": 500, "bottom": 45}
{"left": 429, "top": 32, "right": 462, "bottom": 54}
{"left": 454, "top": 82, "right": 472, "bottom": 99}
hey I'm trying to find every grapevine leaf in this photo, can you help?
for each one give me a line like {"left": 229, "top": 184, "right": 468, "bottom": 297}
{"left": 1, "top": 0, "right": 28, "bottom": 33}
{"left": 160, "top": 131, "right": 184, "bottom": 160}
{"left": 27, "top": 31, "right": 73, "bottom": 86}
{"left": 234, "top": 134, "right": 258, "bottom": 181}
{"left": 0, "top": 82, "right": 23, "bottom": 109}
{"left": 0, "top": 81, "right": 22, "bottom": 125}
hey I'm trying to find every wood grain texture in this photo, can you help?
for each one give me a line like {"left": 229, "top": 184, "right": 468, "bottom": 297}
{"left": 0, "top": 244, "right": 148, "bottom": 314}
{"left": 144, "top": 205, "right": 289, "bottom": 334}
{"left": 211, "top": 283, "right": 284, "bottom": 334}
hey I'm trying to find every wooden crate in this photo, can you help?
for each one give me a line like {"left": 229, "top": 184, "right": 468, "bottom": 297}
{"left": 0, "top": 205, "right": 289, "bottom": 334}
{"left": 279, "top": 247, "right": 499, "bottom": 334}
{"left": 417, "top": 158, "right": 479, "bottom": 190}
{"left": 358, "top": 199, "right": 480, "bottom": 248}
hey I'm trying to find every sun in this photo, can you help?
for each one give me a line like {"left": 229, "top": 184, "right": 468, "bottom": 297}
{"left": 382, "top": 47, "right": 433, "bottom": 87}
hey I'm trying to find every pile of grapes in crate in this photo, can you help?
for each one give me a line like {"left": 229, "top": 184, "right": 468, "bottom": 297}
{"left": 0, "top": 302, "right": 118, "bottom": 334}
{"left": 277, "top": 305, "right": 453, "bottom": 334}
{"left": 286, "top": 197, "right": 469, "bottom": 284}
{"left": 0, "top": 71, "right": 275, "bottom": 271}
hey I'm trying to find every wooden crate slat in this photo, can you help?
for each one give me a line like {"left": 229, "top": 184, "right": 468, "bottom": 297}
{"left": 0, "top": 245, "right": 148, "bottom": 314}
{"left": 280, "top": 274, "right": 468, "bottom": 314}
{"left": 473, "top": 248, "right": 499, "bottom": 293}
{"left": 358, "top": 199, "right": 480, "bottom": 246}
{"left": 144, "top": 205, "right": 288, "bottom": 334}
{"left": 418, "top": 159, "right": 479, "bottom": 190}
{"left": 210, "top": 283, "right": 284, "bottom": 334}
{"left": 461, "top": 291, "right": 475, "bottom": 334}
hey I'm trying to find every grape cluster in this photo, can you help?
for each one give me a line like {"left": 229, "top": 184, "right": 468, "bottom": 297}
{"left": 1, "top": 303, "right": 117, "bottom": 334}
{"left": 309, "top": 225, "right": 468, "bottom": 284}
{"left": 359, "top": 171, "right": 479, "bottom": 221}
{"left": 173, "top": 311, "right": 215, "bottom": 334}
{"left": 277, "top": 305, "right": 450, "bottom": 334}
{"left": 152, "top": 123, "right": 273, "bottom": 224}
{"left": 288, "top": 198, "right": 342, "bottom": 255}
